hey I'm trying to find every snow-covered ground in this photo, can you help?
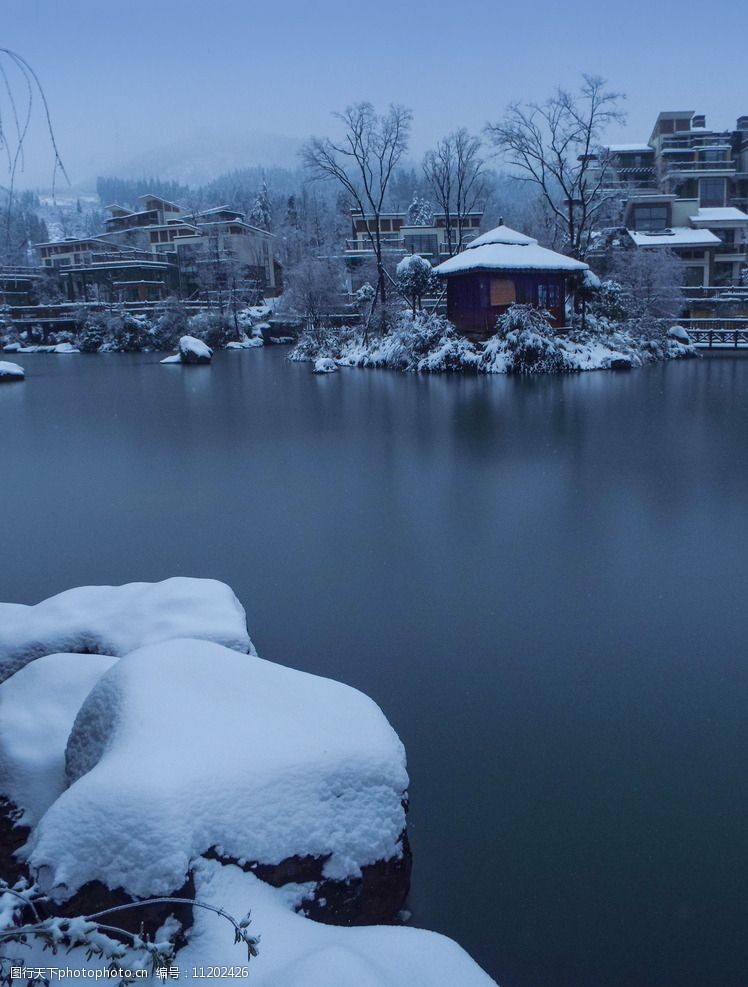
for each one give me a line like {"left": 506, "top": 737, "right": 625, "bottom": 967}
{"left": 0, "top": 578, "right": 497, "bottom": 986}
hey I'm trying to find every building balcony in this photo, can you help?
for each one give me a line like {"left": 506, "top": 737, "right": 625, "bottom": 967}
{"left": 664, "top": 161, "right": 737, "bottom": 174}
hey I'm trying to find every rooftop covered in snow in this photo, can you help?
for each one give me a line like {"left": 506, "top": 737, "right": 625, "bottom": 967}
{"left": 689, "top": 207, "right": 748, "bottom": 225}
{"left": 434, "top": 225, "right": 589, "bottom": 276}
{"left": 627, "top": 228, "right": 721, "bottom": 248}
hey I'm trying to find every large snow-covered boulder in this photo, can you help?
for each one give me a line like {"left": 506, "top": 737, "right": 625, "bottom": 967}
{"left": 28, "top": 638, "right": 409, "bottom": 915}
{"left": 313, "top": 357, "right": 338, "bottom": 374}
{"left": 179, "top": 335, "right": 212, "bottom": 364}
{"left": 0, "top": 577, "right": 253, "bottom": 683}
{"left": 0, "top": 360, "right": 24, "bottom": 381}
{"left": 0, "top": 653, "right": 117, "bottom": 826}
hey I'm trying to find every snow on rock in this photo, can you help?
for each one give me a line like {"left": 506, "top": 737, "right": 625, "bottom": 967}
{"left": 0, "top": 360, "right": 24, "bottom": 381}
{"left": 28, "top": 638, "right": 409, "bottom": 901}
{"left": 0, "top": 653, "right": 117, "bottom": 825}
{"left": 179, "top": 860, "right": 497, "bottom": 987}
{"left": 667, "top": 325, "right": 691, "bottom": 344}
{"left": 313, "top": 357, "right": 338, "bottom": 374}
{"left": 52, "top": 343, "right": 80, "bottom": 354}
{"left": 160, "top": 353, "right": 182, "bottom": 364}
{"left": 178, "top": 335, "right": 212, "bottom": 364}
{"left": 226, "top": 337, "right": 264, "bottom": 350}
{"left": 0, "top": 577, "right": 253, "bottom": 684}
{"left": 2, "top": 342, "right": 21, "bottom": 352}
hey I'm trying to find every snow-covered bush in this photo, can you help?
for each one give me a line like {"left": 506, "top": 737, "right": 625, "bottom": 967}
{"left": 588, "top": 278, "right": 628, "bottom": 324}
{"left": 396, "top": 255, "right": 433, "bottom": 315}
{"left": 483, "top": 304, "right": 567, "bottom": 374}
{"left": 186, "top": 312, "right": 234, "bottom": 350}
{"left": 151, "top": 300, "right": 190, "bottom": 351}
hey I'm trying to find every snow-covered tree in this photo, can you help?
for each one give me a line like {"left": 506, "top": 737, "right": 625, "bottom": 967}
{"left": 249, "top": 179, "right": 272, "bottom": 231}
{"left": 396, "top": 254, "right": 433, "bottom": 315}
{"left": 610, "top": 247, "right": 685, "bottom": 328}
{"left": 406, "top": 195, "right": 433, "bottom": 227}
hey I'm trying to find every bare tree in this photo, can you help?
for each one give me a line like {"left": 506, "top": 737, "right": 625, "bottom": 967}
{"left": 485, "top": 75, "right": 625, "bottom": 259}
{"left": 610, "top": 247, "right": 685, "bottom": 329}
{"left": 302, "top": 102, "right": 412, "bottom": 308}
{"left": 0, "top": 48, "right": 68, "bottom": 260}
{"left": 423, "top": 129, "right": 489, "bottom": 258}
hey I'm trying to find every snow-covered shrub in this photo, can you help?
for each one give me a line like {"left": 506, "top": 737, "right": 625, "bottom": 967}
{"left": 483, "top": 304, "right": 567, "bottom": 374}
{"left": 588, "top": 278, "right": 628, "bottom": 324}
{"left": 151, "top": 300, "right": 190, "bottom": 351}
{"left": 186, "top": 312, "right": 234, "bottom": 350}
{"left": 396, "top": 254, "right": 433, "bottom": 315}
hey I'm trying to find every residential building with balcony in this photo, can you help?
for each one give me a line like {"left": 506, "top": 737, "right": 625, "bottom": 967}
{"left": 346, "top": 209, "right": 484, "bottom": 262}
{"left": 34, "top": 194, "right": 281, "bottom": 303}
{"left": 586, "top": 112, "right": 748, "bottom": 288}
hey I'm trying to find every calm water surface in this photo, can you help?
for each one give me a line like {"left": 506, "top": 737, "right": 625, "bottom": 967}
{"left": 2, "top": 348, "right": 748, "bottom": 987}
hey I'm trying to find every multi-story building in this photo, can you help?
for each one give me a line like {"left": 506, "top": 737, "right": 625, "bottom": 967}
{"left": 587, "top": 112, "right": 748, "bottom": 288}
{"left": 346, "top": 209, "right": 484, "bottom": 262}
{"left": 35, "top": 194, "right": 281, "bottom": 302}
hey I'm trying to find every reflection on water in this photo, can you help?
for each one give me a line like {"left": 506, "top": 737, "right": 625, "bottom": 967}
{"left": 2, "top": 350, "right": 748, "bottom": 987}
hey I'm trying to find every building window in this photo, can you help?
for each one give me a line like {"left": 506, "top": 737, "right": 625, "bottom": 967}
{"left": 633, "top": 205, "right": 668, "bottom": 232}
{"left": 490, "top": 277, "right": 516, "bottom": 306}
{"left": 700, "top": 178, "right": 726, "bottom": 206}
{"left": 404, "top": 234, "right": 438, "bottom": 256}
{"left": 537, "top": 283, "right": 561, "bottom": 308}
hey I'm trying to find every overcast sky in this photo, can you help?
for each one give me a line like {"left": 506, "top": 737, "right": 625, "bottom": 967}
{"left": 4, "top": 0, "right": 748, "bottom": 189}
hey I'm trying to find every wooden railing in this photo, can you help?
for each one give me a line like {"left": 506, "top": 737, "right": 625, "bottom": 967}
{"left": 677, "top": 318, "right": 748, "bottom": 348}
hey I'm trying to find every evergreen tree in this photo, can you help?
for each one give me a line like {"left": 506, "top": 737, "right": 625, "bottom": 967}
{"left": 249, "top": 179, "right": 272, "bottom": 231}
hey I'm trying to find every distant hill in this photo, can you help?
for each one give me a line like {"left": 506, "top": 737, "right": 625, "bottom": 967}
{"left": 96, "top": 128, "right": 303, "bottom": 187}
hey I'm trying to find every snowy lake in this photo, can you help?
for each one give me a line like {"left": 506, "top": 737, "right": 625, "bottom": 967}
{"left": 2, "top": 347, "right": 748, "bottom": 987}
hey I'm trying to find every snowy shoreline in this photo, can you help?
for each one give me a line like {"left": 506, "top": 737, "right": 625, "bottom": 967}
{"left": 0, "top": 578, "right": 495, "bottom": 986}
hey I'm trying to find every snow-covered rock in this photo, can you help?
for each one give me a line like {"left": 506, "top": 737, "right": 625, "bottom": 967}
{"left": 52, "top": 342, "right": 80, "bottom": 354}
{"left": 179, "top": 335, "right": 212, "bottom": 364}
{"left": 0, "top": 653, "right": 117, "bottom": 826}
{"left": 226, "top": 337, "right": 264, "bottom": 350}
{"left": 178, "top": 859, "right": 497, "bottom": 987}
{"left": 28, "top": 638, "right": 409, "bottom": 903}
{"left": 667, "top": 325, "right": 691, "bottom": 344}
{"left": 0, "top": 360, "right": 24, "bottom": 381}
{"left": 160, "top": 353, "right": 182, "bottom": 364}
{"left": 313, "top": 357, "right": 338, "bottom": 374}
{"left": 2, "top": 342, "right": 21, "bottom": 352}
{"left": 0, "top": 577, "right": 253, "bottom": 684}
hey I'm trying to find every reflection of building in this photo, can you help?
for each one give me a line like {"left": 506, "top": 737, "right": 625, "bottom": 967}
{"left": 346, "top": 209, "right": 483, "bottom": 261}
{"left": 35, "top": 194, "right": 281, "bottom": 302}
{"left": 434, "top": 224, "right": 588, "bottom": 339}
{"left": 587, "top": 112, "right": 748, "bottom": 287}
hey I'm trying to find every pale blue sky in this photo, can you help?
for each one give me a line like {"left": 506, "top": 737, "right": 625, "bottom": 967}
{"left": 4, "top": 0, "right": 748, "bottom": 188}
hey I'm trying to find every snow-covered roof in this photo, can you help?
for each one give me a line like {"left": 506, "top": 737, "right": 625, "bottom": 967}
{"left": 627, "top": 227, "right": 721, "bottom": 248}
{"left": 606, "top": 143, "right": 653, "bottom": 154}
{"left": 689, "top": 207, "right": 748, "bottom": 225}
{"left": 434, "top": 224, "right": 588, "bottom": 275}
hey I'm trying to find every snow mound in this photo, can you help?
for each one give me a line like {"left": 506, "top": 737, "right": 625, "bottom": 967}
{"left": 160, "top": 353, "right": 182, "bottom": 364}
{"left": 0, "top": 360, "right": 24, "bottom": 380}
{"left": 313, "top": 357, "right": 338, "bottom": 374}
{"left": 28, "top": 638, "right": 408, "bottom": 899}
{"left": 0, "top": 653, "right": 117, "bottom": 825}
{"left": 180, "top": 860, "right": 497, "bottom": 987}
{"left": 179, "top": 335, "right": 212, "bottom": 364}
{"left": 0, "top": 577, "right": 253, "bottom": 683}
{"left": 2, "top": 342, "right": 21, "bottom": 352}
{"left": 667, "top": 325, "right": 691, "bottom": 344}
{"left": 52, "top": 342, "right": 80, "bottom": 354}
